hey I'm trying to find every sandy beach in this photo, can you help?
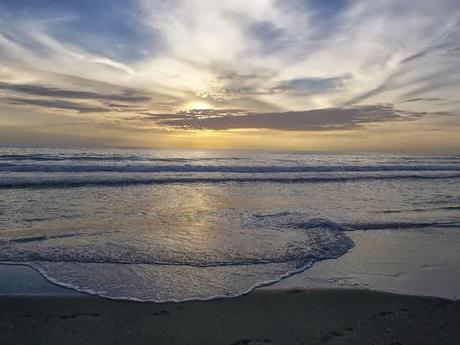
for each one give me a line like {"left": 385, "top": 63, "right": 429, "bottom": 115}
{"left": 1, "top": 225, "right": 460, "bottom": 344}
{"left": 1, "top": 288, "right": 459, "bottom": 345}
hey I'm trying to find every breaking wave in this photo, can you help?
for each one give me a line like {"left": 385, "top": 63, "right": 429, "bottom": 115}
{"left": 0, "top": 216, "right": 353, "bottom": 302}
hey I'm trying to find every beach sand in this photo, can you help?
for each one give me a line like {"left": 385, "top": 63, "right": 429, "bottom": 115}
{"left": 269, "top": 229, "right": 460, "bottom": 300}
{"left": 1, "top": 288, "right": 459, "bottom": 345}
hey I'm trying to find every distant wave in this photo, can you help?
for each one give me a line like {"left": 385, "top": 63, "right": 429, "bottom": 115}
{"left": 1, "top": 153, "right": 458, "bottom": 161}
{"left": 1, "top": 174, "right": 460, "bottom": 189}
{"left": 1, "top": 163, "right": 460, "bottom": 173}
{"left": 0, "top": 154, "right": 250, "bottom": 162}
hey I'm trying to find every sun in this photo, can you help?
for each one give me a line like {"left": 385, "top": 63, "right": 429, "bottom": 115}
{"left": 184, "top": 100, "right": 213, "bottom": 110}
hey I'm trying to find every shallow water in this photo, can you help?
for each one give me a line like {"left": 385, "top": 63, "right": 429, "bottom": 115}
{"left": 0, "top": 147, "right": 459, "bottom": 301}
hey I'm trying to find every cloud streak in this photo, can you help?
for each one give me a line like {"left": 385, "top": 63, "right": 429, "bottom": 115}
{"left": 0, "top": 82, "right": 150, "bottom": 103}
{"left": 6, "top": 97, "right": 110, "bottom": 113}
{"left": 155, "top": 105, "right": 425, "bottom": 131}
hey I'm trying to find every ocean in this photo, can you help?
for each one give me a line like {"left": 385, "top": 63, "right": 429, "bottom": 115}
{"left": 0, "top": 147, "right": 459, "bottom": 301}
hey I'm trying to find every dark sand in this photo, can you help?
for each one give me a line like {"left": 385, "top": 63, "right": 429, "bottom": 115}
{"left": 0, "top": 289, "right": 459, "bottom": 345}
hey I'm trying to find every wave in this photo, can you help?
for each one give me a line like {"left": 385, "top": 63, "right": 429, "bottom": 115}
{"left": 1, "top": 219, "right": 352, "bottom": 268}
{"left": 1, "top": 173, "right": 460, "bottom": 189}
{"left": 1, "top": 211, "right": 458, "bottom": 301}
{"left": 2, "top": 219, "right": 456, "bottom": 266}
{"left": 6, "top": 231, "right": 110, "bottom": 244}
{"left": 0, "top": 154, "right": 250, "bottom": 162}
{"left": 0, "top": 216, "right": 354, "bottom": 302}
{"left": 1, "top": 163, "right": 460, "bottom": 173}
{"left": 343, "top": 220, "right": 460, "bottom": 230}
{"left": 377, "top": 206, "right": 460, "bottom": 213}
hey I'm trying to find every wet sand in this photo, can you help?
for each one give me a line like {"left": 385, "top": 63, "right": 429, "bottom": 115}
{"left": 270, "top": 229, "right": 460, "bottom": 300}
{"left": 1, "top": 288, "right": 459, "bottom": 345}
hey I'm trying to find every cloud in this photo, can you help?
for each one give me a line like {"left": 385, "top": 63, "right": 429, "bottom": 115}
{"left": 403, "top": 97, "right": 445, "bottom": 103}
{"left": 344, "top": 42, "right": 460, "bottom": 107}
{"left": 0, "top": 0, "right": 459, "bottom": 151}
{"left": 155, "top": 105, "right": 425, "bottom": 131}
{"left": 6, "top": 97, "right": 110, "bottom": 113}
{"left": 2, "top": 0, "right": 460, "bottom": 113}
{"left": 0, "top": 81, "right": 151, "bottom": 102}
{"left": 0, "top": 78, "right": 159, "bottom": 115}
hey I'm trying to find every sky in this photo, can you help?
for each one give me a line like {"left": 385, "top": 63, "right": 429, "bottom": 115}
{"left": 0, "top": 0, "right": 459, "bottom": 152}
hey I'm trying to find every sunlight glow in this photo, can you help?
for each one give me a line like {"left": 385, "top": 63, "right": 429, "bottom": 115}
{"left": 184, "top": 101, "right": 214, "bottom": 111}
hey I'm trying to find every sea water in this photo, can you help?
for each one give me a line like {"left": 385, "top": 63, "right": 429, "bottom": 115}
{"left": 0, "top": 147, "right": 459, "bottom": 301}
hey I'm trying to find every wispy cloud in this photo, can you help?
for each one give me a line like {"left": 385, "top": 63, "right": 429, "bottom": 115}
{"left": 0, "top": 82, "right": 150, "bottom": 102}
{"left": 1, "top": 1, "right": 459, "bottom": 112}
{"left": 6, "top": 98, "right": 110, "bottom": 113}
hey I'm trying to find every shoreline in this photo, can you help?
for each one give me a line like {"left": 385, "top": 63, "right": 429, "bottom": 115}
{"left": 1, "top": 288, "right": 459, "bottom": 345}
{"left": 1, "top": 231, "right": 460, "bottom": 344}
{"left": 2, "top": 227, "right": 460, "bottom": 302}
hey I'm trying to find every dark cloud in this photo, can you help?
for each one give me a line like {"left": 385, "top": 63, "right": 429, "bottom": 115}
{"left": 6, "top": 97, "right": 110, "bottom": 113}
{"left": 0, "top": 79, "right": 158, "bottom": 114}
{"left": 403, "top": 97, "right": 445, "bottom": 103}
{"left": 0, "top": 82, "right": 151, "bottom": 102}
{"left": 154, "top": 105, "right": 424, "bottom": 131}
{"left": 105, "top": 102, "right": 144, "bottom": 109}
{"left": 145, "top": 108, "right": 249, "bottom": 120}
